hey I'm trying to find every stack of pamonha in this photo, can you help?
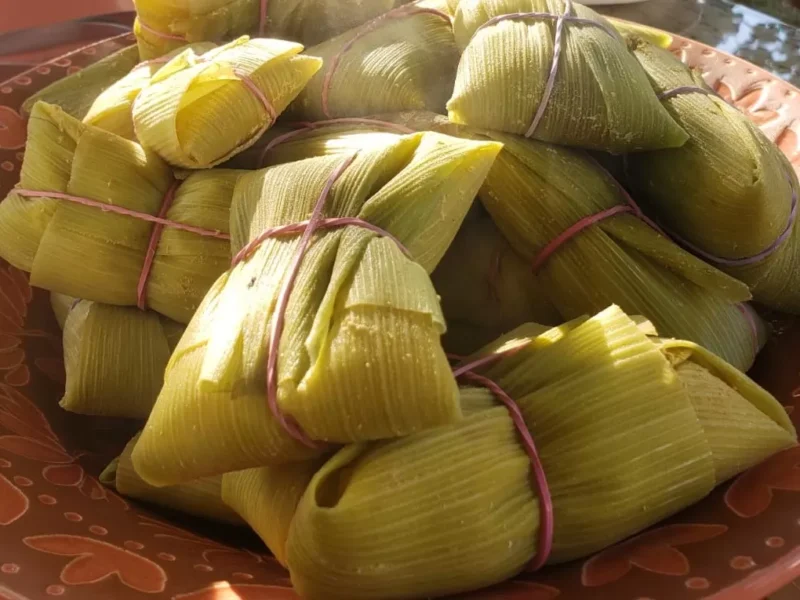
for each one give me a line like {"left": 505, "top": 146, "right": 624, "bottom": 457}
{"left": 3, "top": 0, "right": 798, "bottom": 597}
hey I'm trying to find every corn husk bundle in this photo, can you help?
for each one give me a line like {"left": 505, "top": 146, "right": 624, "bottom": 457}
{"left": 131, "top": 132, "right": 503, "bottom": 486}
{"left": 0, "top": 103, "right": 240, "bottom": 324}
{"left": 231, "top": 112, "right": 766, "bottom": 370}
{"left": 221, "top": 306, "right": 795, "bottom": 599}
{"left": 81, "top": 43, "right": 217, "bottom": 139}
{"left": 132, "top": 37, "right": 321, "bottom": 169}
{"left": 625, "top": 41, "right": 800, "bottom": 312}
{"left": 473, "top": 129, "right": 766, "bottom": 371}
{"left": 102, "top": 433, "right": 243, "bottom": 524}
{"left": 50, "top": 293, "right": 184, "bottom": 419}
{"left": 432, "top": 206, "right": 560, "bottom": 354}
{"left": 133, "top": 0, "right": 411, "bottom": 60}
{"left": 288, "top": 0, "right": 459, "bottom": 121}
{"left": 446, "top": 0, "right": 689, "bottom": 152}
{"left": 21, "top": 46, "right": 142, "bottom": 121}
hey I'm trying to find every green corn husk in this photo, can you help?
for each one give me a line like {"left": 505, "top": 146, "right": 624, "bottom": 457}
{"left": 132, "top": 37, "right": 322, "bottom": 169}
{"left": 354, "top": 110, "right": 766, "bottom": 370}
{"left": 82, "top": 43, "right": 217, "bottom": 140}
{"left": 50, "top": 293, "right": 184, "bottom": 419}
{"left": 133, "top": 0, "right": 411, "bottom": 60}
{"left": 475, "top": 129, "right": 766, "bottom": 371}
{"left": 605, "top": 16, "right": 673, "bottom": 49}
{"left": 222, "top": 457, "right": 327, "bottom": 567}
{"left": 102, "top": 434, "right": 243, "bottom": 524}
{"left": 288, "top": 0, "right": 459, "bottom": 121}
{"left": 131, "top": 132, "right": 503, "bottom": 486}
{"left": 237, "top": 111, "right": 766, "bottom": 369}
{"left": 432, "top": 206, "right": 560, "bottom": 354}
{"left": 0, "top": 103, "right": 240, "bottom": 324}
{"left": 446, "top": 0, "right": 688, "bottom": 151}
{"left": 625, "top": 41, "right": 800, "bottom": 312}
{"left": 221, "top": 306, "right": 795, "bottom": 599}
{"left": 21, "top": 46, "right": 142, "bottom": 120}
{"left": 51, "top": 292, "right": 74, "bottom": 330}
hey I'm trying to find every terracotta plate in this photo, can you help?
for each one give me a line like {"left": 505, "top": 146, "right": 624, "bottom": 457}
{"left": 0, "top": 29, "right": 800, "bottom": 600}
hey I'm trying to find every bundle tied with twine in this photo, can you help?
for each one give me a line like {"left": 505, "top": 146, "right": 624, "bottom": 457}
{"left": 0, "top": 103, "right": 240, "bottom": 324}
{"left": 625, "top": 40, "right": 800, "bottom": 312}
{"left": 246, "top": 111, "right": 766, "bottom": 371}
{"left": 287, "top": 0, "right": 459, "bottom": 121}
{"left": 102, "top": 433, "right": 244, "bottom": 525}
{"left": 221, "top": 305, "right": 795, "bottom": 600}
{"left": 132, "top": 37, "right": 322, "bottom": 168}
{"left": 474, "top": 127, "right": 766, "bottom": 372}
{"left": 133, "top": 0, "right": 411, "bottom": 60}
{"left": 131, "top": 131, "right": 503, "bottom": 486}
{"left": 447, "top": 0, "right": 689, "bottom": 152}
{"left": 51, "top": 293, "right": 184, "bottom": 420}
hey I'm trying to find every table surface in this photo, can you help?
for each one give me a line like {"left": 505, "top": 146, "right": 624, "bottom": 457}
{"left": 597, "top": 0, "right": 799, "bottom": 85}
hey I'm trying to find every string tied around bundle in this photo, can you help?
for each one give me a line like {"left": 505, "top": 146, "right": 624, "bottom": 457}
{"left": 13, "top": 183, "right": 231, "bottom": 311}
{"left": 653, "top": 85, "right": 799, "bottom": 269}
{"left": 527, "top": 156, "right": 761, "bottom": 357}
{"left": 320, "top": 1, "right": 452, "bottom": 119}
{"left": 470, "top": 0, "right": 617, "bottom": 139}
{"left": 230, "top": 153, "right": 413, "bottom": 449}
{"left": 450, "top": 348, "right": 554, "bottom": 571}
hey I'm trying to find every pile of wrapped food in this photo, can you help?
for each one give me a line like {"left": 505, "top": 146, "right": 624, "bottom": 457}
{"left": 3, "top": 0, "right": 799, "bottom": 597}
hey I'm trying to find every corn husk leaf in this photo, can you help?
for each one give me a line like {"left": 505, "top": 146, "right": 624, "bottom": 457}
{"left": 432, "top": 205, "right": 561, "bottom": 354}
{"left": 288, "top": 1, "right": 459, "bottom": 121}
{"left": 625, "top": 40, "right": 800, "bottom": 312}
{"left": 21, "top": 46, "right": 141, "bottom": 120}
{"left": 132, "top": 37, "right": 322, "bottom": 168}
{"left": 51, "top": 292, "right": 74, "bottom": 330}
{"left": 657, "top": 338, "right": 796, "bottom": 483}
{"left": 606, "top": 16, "right": 672, "bottom": 48}
{"left": 358, "top": 110, "right": 765, "bottom": 370}
{"left": 280, "top": 306, "right": 793, "bottom": 599}
{"left": 52, "top": 295, "right": 184, "bottom": 419}
{"left": 103, "top": 433, "right": 243, "bottom": 524}
{"left": 0, "top": 103, "right": 239, "bottom": 324}
{"left": 132, "top": 132, "right": 502, "bottom": 486}
{"left": 447, "top": 0, "right": 688, "bottom": 151}
{"left": 221, "top": 457, "right": 327, "bottom": 566}
{"left": 82, "top": 42, "right": 216, "bottom": 139}
{"left": 474, "top": 129, "right": 764, "bottom": 371}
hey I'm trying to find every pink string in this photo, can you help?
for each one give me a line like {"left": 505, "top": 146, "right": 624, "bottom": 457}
{"left": 137, "top": 180, "right": 180, "bottom": 310}
{"left": 259, "top": 0, "right": 269, "bottom": 35}
{"left": 13, "top": 190, "right": 231, "bottom": 240}
{"left": 450, "top": 348, "right": 554, "bottom": 571}
{"left": 470, "top": 0, "right": 616, "bottom": 139}
{"left": 320, "top": 2, "right": 452, "bottom": 119}
{"left": 137, "top": 18, "right": 187, "bottom": 42}
{"left": 14, "top": 184, "right": 230, "bottom": 311}
{"left": 532, "top": 205, "right": 633, "bottom": 272}
{"left": 532, "top": 156, "right": 662, "bottom": 273}
{"left": 235, "top": 67, "right": 277, "bottom": 122}
{"left": 230, "top": 153, "right": 414, "bottom": 448}
{"left": 653, "top": 86, "right": 798, "bottom": 269}
{"left": 737, "top": 303, "right": 760, "bottom": 359}
{"left": 257, "top": 118, "right": 415, "bottom": 166}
